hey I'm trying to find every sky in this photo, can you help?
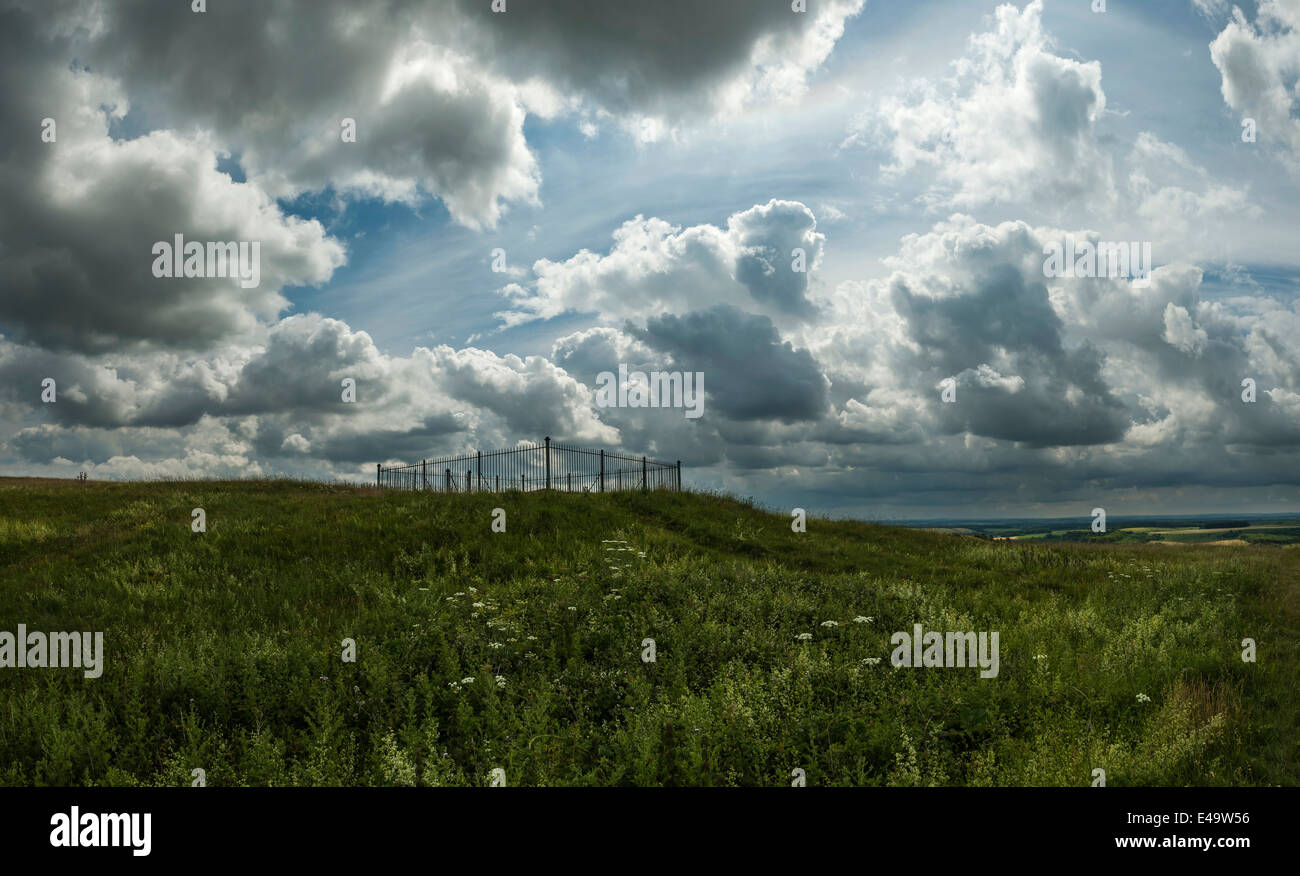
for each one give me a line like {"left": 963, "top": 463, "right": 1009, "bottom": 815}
{"left": 1, "top": 0, "right": 1298, "bottom": 519}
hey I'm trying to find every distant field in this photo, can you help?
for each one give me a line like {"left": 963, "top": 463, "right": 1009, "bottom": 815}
{"left": 0, "top": 479, "right": 1296, "bottom": 786}
{"left": 967, "top": 520, "right": 1300, "bottom": 547}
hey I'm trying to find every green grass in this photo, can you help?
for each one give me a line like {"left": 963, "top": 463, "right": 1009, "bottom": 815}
{"left": 0, "top": 478, "right": 1295, "bottom": 787}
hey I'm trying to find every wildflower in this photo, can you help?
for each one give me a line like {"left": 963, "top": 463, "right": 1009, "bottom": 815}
{"left": 461, "top": 676, "right": 475, "bottom": 685}
{"left": 795, "top": 633, "right": 813, "bottom": 641}
{"left": 495, "top": 675, "right": 506, "bottom": 688}
{"left": 862, "top": 657, "right": 881, "bottom": 665}
{"left": 489, "top": 642, "right": 503, "bottom": 650}
{"left": 1136, "top": 692, "right": 1151, "bottom": 703}
{"left": 820, "top": 620, "right": 839, "bottom": 628}
{"left": 472, "top": 602, "right": 485, "bottom": 609}
{"left": 567, "top": 606, "right": 578, "bottom": 611}
{"left": 1033, "top": 654, "right": 1047, "bottom": 661}
{"left": 853, "top": 616, "right": 873, "bottom": 624}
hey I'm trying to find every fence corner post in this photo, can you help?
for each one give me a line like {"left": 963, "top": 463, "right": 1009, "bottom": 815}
{"left": 376, "top": 463, "right": 381, "bottom": 490}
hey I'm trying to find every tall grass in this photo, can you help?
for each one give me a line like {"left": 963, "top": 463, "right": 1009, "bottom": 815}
{"left": 0, "top": 478, "right": 1294, "bottom": 786}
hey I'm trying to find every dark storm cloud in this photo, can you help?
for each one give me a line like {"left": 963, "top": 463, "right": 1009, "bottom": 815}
{"left": 627, "top": 305, "right": 829, "bottom": 423}
{"left": 65, "top": 0, "right": 539, "bottom": 228}
{"left": 261, "top": 413, "right": 465, "bottom": 465}
{"left": 451, "top": 0, "right": 863, "bottom": 117}
{"left": 9, "top": 423, "right": 183, "bottom": 465}
{"left": 888, "top": 241, "right": 1128, "bottom": 447}
{"left": 0, "top": 2, "right": 343, "bottom": 355}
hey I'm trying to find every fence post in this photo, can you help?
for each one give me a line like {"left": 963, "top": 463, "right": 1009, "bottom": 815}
{"left": 445, "top": 468, "right": 451, "bottom": 492}
{"left": 496, "top": 474, "right": 499, "bottom": 492}
{"left": 567, "top": 471, "right": 572, "bottom": 492}
{"left": 466, "top": 470, "right": 471, "bottom": 492}
{"left": 545, "top": 436, "right": 551, "bottom": 491}
{"left": 376, "top": 463, "right": 381, "bottom": 489}
{"left": 477, "top": 450, "right": 482, "bottom": 491}
{"left": 521, "top": 473, "right": 525, "bottom": 492}
{"left": 422, "top": 459, "right": 427, "bottom": 490}
{"left": 642, "top": 456, "right": 647, "bottom": 492}
{"left": 599, "top": 449, "right": 605, "bottom": 492}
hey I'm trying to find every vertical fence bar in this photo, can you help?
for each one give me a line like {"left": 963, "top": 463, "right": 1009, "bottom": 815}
{"left": 477, "top": 451, "right": 482, "bottom": 491}
{"left": 544, "top": 436, "right": 551, "bottom": 490}
{"left": 376, "top": 463, "right": 381, "bottom": 489}
{"left": 642, "top": 456, "right": 647, "bottom": 491}
{"left": 677, "top": 460, "right": 681, "bottom": 492}
{"left": 600, "top": 449, "right": 605, "bottom": 492}
{"left": 445, "top": 468, "right": 451, "bottom": 492}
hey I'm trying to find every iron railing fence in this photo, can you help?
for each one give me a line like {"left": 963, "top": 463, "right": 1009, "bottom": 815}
{"left": 377, "top": 437, "right": 681, "bottom": 493}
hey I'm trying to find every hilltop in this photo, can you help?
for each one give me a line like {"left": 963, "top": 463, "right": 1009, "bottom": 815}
{"left": 0, "top": 478, "right": 1295, "bottom": 786}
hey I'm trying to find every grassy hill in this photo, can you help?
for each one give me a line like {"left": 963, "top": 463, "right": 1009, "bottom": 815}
{"left": 0, "top": 478, "right": 1295, "bottom": 786}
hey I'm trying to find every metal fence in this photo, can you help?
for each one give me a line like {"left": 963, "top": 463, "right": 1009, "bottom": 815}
{"left": 377, "top": 437, "right": 681, "bottom": 493}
